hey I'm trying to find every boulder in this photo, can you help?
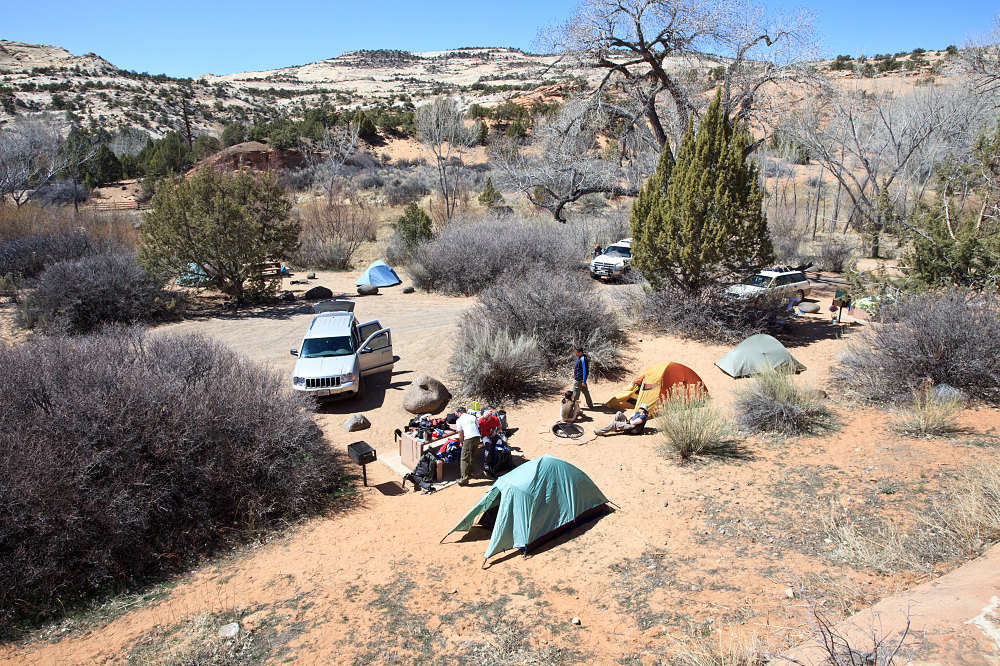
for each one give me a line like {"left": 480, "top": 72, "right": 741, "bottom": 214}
{"left": 798, "top": 302, "right": 821, "bottom": 314}
{"left": 357, "top": 284, "right": 379, "bottom": 296}
{"left": 306, "top": 272, "right": 317, "bottom": 279}
{"left": 279, "top": 291, "right": 295, "bottom": 302}
{"left": 342, "top": 414, "right": 371, "bottom": 432}
{"left": 402, "top": 286, "right": 415, "bottom": 294}
{"left": 218, "top": 622, "right": 240, "bottom": 638}
{"left": 403, "top": 375, "right": 452, "bottom": 414}
{"left": 304, "top": 286, "right": 333, "bottom": 300}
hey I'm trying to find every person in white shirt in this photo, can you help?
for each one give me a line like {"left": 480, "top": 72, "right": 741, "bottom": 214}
{"left": 455, "top": 406, "right": 481, "bottom": 485}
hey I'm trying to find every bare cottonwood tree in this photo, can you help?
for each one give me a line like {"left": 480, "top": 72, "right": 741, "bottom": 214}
{"left": 491, "top": 99, "right": 655, "bottom": 221}
{"left": 546, "top": 0, "right": 819, "bottom": 150}
{"left": 963, "top": 14, "right": 1000, "bottom": 98}
{"left": 301, "top": 124, "right": 360, "bottom": 205}
{"left": 788, "top": 82, "right": 992, "bottom": 257}
{"left": 0, "top": 115, "right": 67, "bottom": 207}
{"left": 416, "top": 97, "right": 471, "bottom": 221}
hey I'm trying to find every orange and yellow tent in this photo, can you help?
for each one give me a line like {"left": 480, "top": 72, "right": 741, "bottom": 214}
{"left": 604, "top": 362, "right": 708, "bottom": 414}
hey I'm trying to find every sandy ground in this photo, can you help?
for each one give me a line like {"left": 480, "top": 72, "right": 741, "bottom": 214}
{"left": 2, "top": 269, "right": 999, "bottom": 664}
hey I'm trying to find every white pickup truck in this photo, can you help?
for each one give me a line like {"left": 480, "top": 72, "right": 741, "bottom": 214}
{"left": 589, "top": 238, "right": 633, "bottom": 280}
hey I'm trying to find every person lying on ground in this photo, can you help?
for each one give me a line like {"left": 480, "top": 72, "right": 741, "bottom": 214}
{"left": 594, "top": 404, "right": 649, "bottom": 436}
{"left": 560, "top": 390, "right": 580, "bottom": 423}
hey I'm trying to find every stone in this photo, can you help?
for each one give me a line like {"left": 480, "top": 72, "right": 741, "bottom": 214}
{"left": 571, "top": 617, "right": 581, "bottom": 625}
{"left": 279, "top": 291, "right": 295, "bottom": 302}
{"left": 402, "top": 375, "right": 452, "bottom": 414}
{"left": 798, "top": 301, "right": 821, "bottom": 313}
{"left": 218, "top": 622, "right": 240, "bottom": 638}
{"left": 357, "top": 284, "right": 379, "bottom": 296}
{"left": 304, "top": 286, "right": 333, "bottom": 300}
{"left": 306, "top": 272, "right": 317, "bottom": 279}
{"left": 402, "top": 286, "right": 415, "bottom": 294}
{"left": 342, "top": 414, "right": 371, "bottom": 432}
{"left": 784, "top": 587, "right": 796, "bottom": 599}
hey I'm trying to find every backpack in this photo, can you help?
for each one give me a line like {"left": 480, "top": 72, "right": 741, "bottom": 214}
{"left": 403, "top": 450, "right": 438, "bottom": 491}
{"left": 483, "top": 435, "right": 513, "bottom": 479}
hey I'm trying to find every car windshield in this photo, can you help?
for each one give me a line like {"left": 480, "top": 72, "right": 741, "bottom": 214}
{"left": 747, "top": 274, "right": 771, "bottom": 287}
{"left": 604, "top": 245, "right": 631, "bottom": 258}
{"left": 300, "top": 336, "right": 355, "bottom": 358}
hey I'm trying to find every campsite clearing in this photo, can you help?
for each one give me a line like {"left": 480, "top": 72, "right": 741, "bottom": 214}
{"left": 2, "top": 268, "right": 998, "bottom": 664}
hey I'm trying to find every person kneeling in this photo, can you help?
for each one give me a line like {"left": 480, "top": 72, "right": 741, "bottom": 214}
{"left": 560, "top": 390, "right": 581, "bottom": 422}
{"left": 595, "top": 404, "right": 649, "bottom": 436}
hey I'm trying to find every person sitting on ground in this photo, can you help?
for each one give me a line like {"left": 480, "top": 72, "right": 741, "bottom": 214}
{"left": 560, "top": 390, "right": 580, "bottom": 423}
{"left": 594, "top": 404, "right": 649, "bottom": 436}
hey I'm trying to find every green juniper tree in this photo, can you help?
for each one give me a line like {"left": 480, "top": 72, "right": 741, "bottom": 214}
{"left": 631, "top": 89, "right": 773, "bottom": 291}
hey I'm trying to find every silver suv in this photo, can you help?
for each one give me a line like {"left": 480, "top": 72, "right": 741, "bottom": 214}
{"left": 290, "top": 300, "right": 393, "bottom": 400}
{"left": 726, "top": 269, "right": 812, "bottom": 300}
{"left": 590, "top": 238, "right": 632, "bottom": 280}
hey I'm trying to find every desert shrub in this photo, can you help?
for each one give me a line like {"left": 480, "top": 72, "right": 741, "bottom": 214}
{"left": 834, "top": 290, "right": 1000, "bottom": 403}
{"left": 19, "top": 253, "right": 177, "bottom": 334}
{"left": 450, "top": 323, "right": 546, "bottom": 401}
{"left": 769, "top": 206, "right": 810, "bottom": 263}
{"left": 0, "top": 328, "right": 340, "bottom": 633}
{"left": 385, "top": 203, "right": 433, "bottom": 265}
{"left": 345, "top": 152, "right": 378, "bottom": 169}
{"left": 889, "top": 378, "right": 964, "bottom": 436}
{"left": 732, "top": 368, "right": 829, "bottom": 434}
{"left": 384, "top": 179, "right": 429, "bottom": 206}
{"left": 0, "top": 232, "right": 94, "bottom": 279}
{"left": 818, "top": 236, "right": 855, "bottom": 273}
{"left": 291, "top": 201, "right": 378, "bottom": 270}
{"left": 637, "top": 286, "right": 788, "bottom": 344}
{"left": 394, "top": 157, "right": 426, "bottom": 168}
{"left": 409, "top": 216, "right": 584, "bottom": 296}
{"left": 356, "top": 171, "right": 385, "bottom": 190}
{"left": 656, "top": 399, "right": 743, "bottom": 461}
{"left": 472, "top": 268, "right": 622, "bottom": 370}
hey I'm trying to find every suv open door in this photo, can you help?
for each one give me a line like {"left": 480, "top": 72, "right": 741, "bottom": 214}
{"left": 357, "top": 320, "right": 393, "bottom": 375}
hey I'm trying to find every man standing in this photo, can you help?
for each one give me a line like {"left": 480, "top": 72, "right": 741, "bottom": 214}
{"left": 572, "top": 346, "right": 594, "bottom": 409}
{"left": 455, "top": 406, "right": 481, "bottom": 486}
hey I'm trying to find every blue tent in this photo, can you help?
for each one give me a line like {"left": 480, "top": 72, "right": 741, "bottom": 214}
{"left": 356, "top": 260, "right": 401, "bottom": 287}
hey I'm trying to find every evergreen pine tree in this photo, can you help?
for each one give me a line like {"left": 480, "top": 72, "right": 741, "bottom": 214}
{"left": 631, "top": 89, "right": 773, "bottom": 291}
{"left": 478, "top": 177, "right": 504, "bottom": 209}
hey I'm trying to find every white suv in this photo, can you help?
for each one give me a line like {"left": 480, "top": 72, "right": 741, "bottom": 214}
{"left": 590, "top": 238, "right": 633, "bottom": 280}
{"left": 290, "top": 301, "right": 393, "bottom": 400}
{"left": 726, "top": 269, "right": 812, "bottom": 300}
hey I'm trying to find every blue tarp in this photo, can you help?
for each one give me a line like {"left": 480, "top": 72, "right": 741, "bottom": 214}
{"left": 356, "top": 260, "right": 401, "bottom": 287}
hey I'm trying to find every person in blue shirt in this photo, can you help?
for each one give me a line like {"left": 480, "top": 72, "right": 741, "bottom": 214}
{"left": 572, "top": 346, "right": 594, "bottom": 409}
{"left": 595, "top": 404, "right": 649, "bottom": 436}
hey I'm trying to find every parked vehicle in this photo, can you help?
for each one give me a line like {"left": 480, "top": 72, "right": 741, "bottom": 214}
{"left": 726, "top": 269, "right": 812, "bottom": 300}
{"left": 589, "top": 238, "right": 633, "bottom": 280}
{"left": 290, "top": 300, "right": 393, "bottom": 400}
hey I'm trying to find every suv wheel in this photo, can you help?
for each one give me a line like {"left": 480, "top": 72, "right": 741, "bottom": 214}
{"left": 354, "top": 376, "right": 365, "bottom": 400}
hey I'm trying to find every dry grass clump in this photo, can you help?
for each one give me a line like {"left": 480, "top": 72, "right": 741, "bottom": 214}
{"left": 732, "top": 368, "right": 830, "bottom": 435}
{"left": 0, "top": 327, "right": 340, "bottom": 634}
{"left": 450, "top": 323, "right": 546, "bottom": 401}
{"left": 669, "top": 634, "right": 766, "bottom": 666}
{"left": 835, "top": 290, "right": 1000, "bottom": 404}
{"left": 889, "top": 379, "right": 965, "bottom": 437}
{"left": 656, "top": 399, "right": 745, "bottom": 461}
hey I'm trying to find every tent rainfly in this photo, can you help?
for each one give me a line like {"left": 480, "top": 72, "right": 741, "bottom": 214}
{"left": 604, "top": 361, "right": 708, "bottom": 414}
{"left": 715, "top": 334, "right": 805, "bottom": 378}
{"left": 443, "top": 455, "right": 609, "bottom": 564}
{"left": 355, "top": 260, "right": 401, "bottom": 287}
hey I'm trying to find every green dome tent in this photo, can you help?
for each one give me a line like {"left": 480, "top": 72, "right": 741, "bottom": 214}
{"left": 715, "top": 333, "right": 805, "bottom": 378}
{"left": 443, "top": 455, "right": 609, "bottom": 564}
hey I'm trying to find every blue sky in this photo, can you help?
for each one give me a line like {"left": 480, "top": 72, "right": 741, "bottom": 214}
{"left": 4, "top": 0, "right": 997, "bottom": 78}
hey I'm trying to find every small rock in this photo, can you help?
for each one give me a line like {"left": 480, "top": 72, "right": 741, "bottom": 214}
{"left": 402, "top": 286, "right": 415, "bottom": 294}
{"left": 450, "top": 589, "right": 458, "bottom": 594}
{"left": 690, "top": 585, "right": 700, "bottom": 591}
{"left": 306, "top": 272, "right": 317, "bottom": 279}
{"left": 571, "top": 617, "right": 581, "bottom": 625}
{"left": 218, "top": 622, "right": 240, "bottom": 638}
{"left": 342, "top": 414, "right": 371, "bottom": 432}
{"left": 784, "top": 587, "right": 796, "bottom": 599}
{"left": 279, "top": 291, "right": 295, "bottom": 302}
{"left": 357, "top": 284, "right": 379, "bottom": 296}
